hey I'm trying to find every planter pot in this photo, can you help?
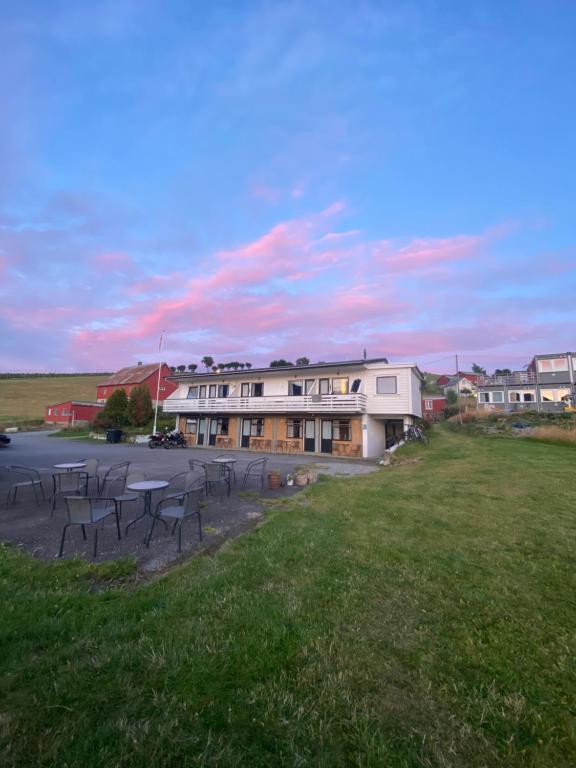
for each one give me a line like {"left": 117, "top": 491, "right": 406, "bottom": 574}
{"left": 306, "top": 469, "right": 317, "bottom": 483}
{"left": 268, "top": 471, "right": 282, "bottom": 490}
{"left": 294, "top": 472, "right": 308, "bottom": 486}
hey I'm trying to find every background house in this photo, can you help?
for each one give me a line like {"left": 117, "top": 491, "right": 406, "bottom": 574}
{"left": 441, "top": 373, "right": 479, "bottom": 395}
{"left": 44, "top": 401, "right": 104, "bottom": 427}
{"left": 421, "top": 395, "right": 447, "bottom": 421}
{"left": 96, "top": 363, "right": 178, "bottom": 406}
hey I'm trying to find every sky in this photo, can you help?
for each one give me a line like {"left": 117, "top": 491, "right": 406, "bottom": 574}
{"left": 1, "top": 0, "right": 575, "bottom": 374}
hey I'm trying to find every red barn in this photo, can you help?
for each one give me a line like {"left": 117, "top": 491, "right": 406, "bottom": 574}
{"left": 96, "top": 362, "right": 178, "bottom": 405}
{"left": 421, "top": 395, "right": 447, "bottom": 421}
{"left": 436, "top": 375, "right": 452, "bottom": 387}
{"left": 45, "top": 401, "right": 104, "bottom": 427}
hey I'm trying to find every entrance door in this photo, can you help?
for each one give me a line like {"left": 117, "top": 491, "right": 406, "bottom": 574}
{"left": 208, "top": 418, "right": 218, "bottom": 446}
{"left": 320, "top": 420, "right": 333, "bottom": 454}
{"left": 197, "top": 417, "right": 206, "bottom": 446}
{"left": 304, "top": 419, "right": 316, "bottom": 452}
{"left": 241, "top": 418, "right": 251, "bottom": 448}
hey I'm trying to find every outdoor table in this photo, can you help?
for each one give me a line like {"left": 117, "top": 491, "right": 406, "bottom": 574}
{"left": 212, "top": 456, "right": 237, "bottom": 484}
{"left": 124, "top": 480, "right": 169, "bottom": 540}
{"left": 53, "top": 462, "right": 86, "bottom": 472}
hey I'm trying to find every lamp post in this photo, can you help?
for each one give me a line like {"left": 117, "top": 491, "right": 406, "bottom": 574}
{"left": 152, "top": 331, "right": 166, "bottom": 435}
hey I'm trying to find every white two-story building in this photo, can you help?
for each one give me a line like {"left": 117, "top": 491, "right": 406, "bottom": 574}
{"left": 163, "top": 358, "right": 423, "bottom": 458}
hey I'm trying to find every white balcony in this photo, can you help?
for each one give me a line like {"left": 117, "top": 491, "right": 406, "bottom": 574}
{"left": 163, "top": 393, "right": 367, "bottom": 414}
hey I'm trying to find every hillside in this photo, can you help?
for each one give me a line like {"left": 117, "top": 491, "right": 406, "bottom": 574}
{"left": 0, "top": 374, "right": 109, "bottom": 427}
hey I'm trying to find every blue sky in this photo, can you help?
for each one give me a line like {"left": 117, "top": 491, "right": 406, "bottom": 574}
{"left": 1, "top": 0, "right": 575, "bottom": 372}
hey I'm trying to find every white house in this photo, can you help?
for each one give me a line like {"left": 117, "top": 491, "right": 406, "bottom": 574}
{"left": 163, "top": 358, "right": 423, "bottom": 458}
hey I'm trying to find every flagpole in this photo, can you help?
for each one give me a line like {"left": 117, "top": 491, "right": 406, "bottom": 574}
{"left": 152, "top": 331, "right": 165, "bottom": 434}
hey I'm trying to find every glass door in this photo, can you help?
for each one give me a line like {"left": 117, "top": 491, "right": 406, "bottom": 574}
{"left": 320, "top": 420, "right": 333, "bottom": 453}
{"left": 241, "top": 418, "right": 251, "bottom": 448}
{"left": 197, "top": 417, "right": 206, "bottom": 446}
{"left": 208, "top": 418, "right": 218, "bottom": 446}
{"left": 304, "top": 419, "right": 316, "bottom": 452}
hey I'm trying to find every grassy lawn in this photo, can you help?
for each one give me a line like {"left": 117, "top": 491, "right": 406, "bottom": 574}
{"left": 0, "top": 375, "right": 108, "bottom": 426}
{"left": 1, "top": 429, "right": 575, "bottom": 766}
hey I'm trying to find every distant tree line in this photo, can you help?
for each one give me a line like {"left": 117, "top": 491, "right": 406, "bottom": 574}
{"left": 0, "top": 372, "right": 112, "bottom": 379}
{"left": 168, "top": 355, "right": 312, "bottom": 373}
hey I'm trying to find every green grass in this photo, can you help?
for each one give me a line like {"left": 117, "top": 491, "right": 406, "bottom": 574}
{"left": 0, "top": 375, "right": 108, "bottom": 427}
{"left": 1, "top": 429, "right": 575, "bottom": 767}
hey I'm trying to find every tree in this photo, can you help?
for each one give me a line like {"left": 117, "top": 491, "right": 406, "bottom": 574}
{"left": 494, "top": 368, "right": 512, "bottom": 376}
{"left": 270, "top": 359, "right": 294, "bottom": 368}
{"left": 96, "top": 388, "right": 128, "bottom": 428}
{"left": 187, "top": 364, "right": 197, "bottom": 373}
{"left": 446, "top": 389, "right": 458, "bottom": 405}
{"left": 211, "top": 365, "right": 218, "bottom": 372}
{"left": 170, "top": 366, "right": 176, "bottom": 373}
{"left": 239, "top": 363, "right": 245, "bottom": 369}
{"left": 231, "top": 362, "right": 240, "bottom": 370}
{"left": 296, "top": 356, "right": 310, "bottom": 366}
{"left": 471, "top": 363, "right": 486, "bottom": 375}
{"left": 245, "top": 362, "right": 252, "bottom": 369}
{"left": 126, "top": 385, "right": 154, "bottom": 427}
{"left": 177, "top": 365, "right": 186, "bottom": 373}
{"left": 201, "top": 356, "right": 214, "bottom": 372}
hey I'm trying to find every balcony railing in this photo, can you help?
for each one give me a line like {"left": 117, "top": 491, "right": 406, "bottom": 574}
{"left": 163, "top": 393, "right": 367, "bottom": 414}
{"left": 477, "top": 372, "right": 537, "bottom": 387}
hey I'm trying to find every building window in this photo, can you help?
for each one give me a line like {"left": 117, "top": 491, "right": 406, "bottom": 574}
{"left": 217, "top": 385, "right": 229, "bottom": 398}
{"left": 319, "top": 378, "right": 330, "bottom": 395}
{"left": 538, "top": 357, "right": 569, "bottom": 373}
{"left": 351, "top": 378, "right": 362, "bottom": 393}
{"left": 479, "top": 391, "right": 504, "bottom": 403}
{"left": 208, "top": 384, "right": 217, "bottom": 398}
{"left": 187, "top": 386, "right": 199, "bottom": 399}
{"left": 332, "top": 378, "right": 349, "bottom": 394}
{"left": 509, "top": 391, "right": 535, "bottom": 402}
{"left": 333, "top": 420, "right": 351, "bottom": 441}
{"left": 48, "top": 408, "right": 52, "bottom": 415}
{"left": 376, "top": 376, "right": 397, "bottom": 394}
{"left": 305, "top": 379, "right": 315, "bottom": 394}
{"left": 541, "top": 388, "right": 571, "bottom": 402}
{"left": 424, "top": 399, "right": 433, "bottom": 410}
{"left": 185, "top": 418, "right": 197, "bottom": 434}
{"left": 250, "top": 418, "right": 264, "bottom": 436}
{"left": 289, "top": 381, "right": 303, "bottom": 396}
{"left": 241, "top": 383, "right": 264, "bottom": 397}
{"left": 287, "top": 419, "right": 302, "bottom": 438}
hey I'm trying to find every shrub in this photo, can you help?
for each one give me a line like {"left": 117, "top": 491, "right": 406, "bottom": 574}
{"left": 528, "top": 426, "right": 576, "bottom": 446}
{"left": 96, "top": 389, "right": 128, "bottom": 428}
{"left": 126, "top": 386, "right": 154, "bottom": 427}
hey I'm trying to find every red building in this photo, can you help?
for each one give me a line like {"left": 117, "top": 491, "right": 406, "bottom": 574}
{"left": 421, "top": 395, "right": 447, "bottom": 421}
{"left": 45, "top": 401, "right": 104, "bottom": 426}
{"left": 96, "top": 362, "right": 178, "bottom": 405}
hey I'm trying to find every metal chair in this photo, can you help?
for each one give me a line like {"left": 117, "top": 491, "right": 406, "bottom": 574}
{"left": 51, "top": 471, "right": 88, "bottom": 514}
{"left": 106, "top": 471, "right": 147, "bottom": 519}
{"left": 76, "top": 458, "right": 100, "bottom": 493}
{"left": 5, "top": 465, "right": 46, "bottom": 506}
{"left": 98, "top": 461, "right": 131, "bottom": 495}
{"left": 146, "top": 488, "right": 203, "bottom": 552}
{"left": 188, "top": 458, "right": 208, "bottom": 471}
{"left": 204, "top": 462, "right": 230, "bottom": 498}
{"left": 59, "top": 497, "right": 121, "bottom": 558}
{"left": 166, "top": 470, "right": 202, "bottom": 499}
{"left": 241, "top": 458, "right": 268, "bottom": 488}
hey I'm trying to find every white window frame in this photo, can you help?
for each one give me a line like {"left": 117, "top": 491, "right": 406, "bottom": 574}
{"left": 376, "top": 376, "right": 397, "bottom": 395}
{"left": 538, "top": 357, "right": 569, "bottom": 373}
{"left": 479, "top": 391, "right": 504, "bottom": 404}
{"left": 508, "top": 391, "right": 535, "bottom": 403}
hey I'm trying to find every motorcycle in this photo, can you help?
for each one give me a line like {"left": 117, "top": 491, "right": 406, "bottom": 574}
{"left": 148, "top": 431, "right": 166, "bottom": 449}
{"left": 163, "top": 430, "right": 187, "bottom": 449}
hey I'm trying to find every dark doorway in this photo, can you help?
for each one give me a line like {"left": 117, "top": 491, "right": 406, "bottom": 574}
{"left": 304, "top": 419, "right": 316, "bottom": 452}
{"left": 320, "top": 420, "right": 332, "bottom": 453}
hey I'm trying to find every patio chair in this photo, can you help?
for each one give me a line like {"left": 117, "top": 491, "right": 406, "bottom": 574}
{"left": 5, "top": 465, "right": 46, "bottom": 506}
{"left": 188, "top": 458, "right": 208, "bottom": 471}
{"left": 146, "top": 488, "right": 203, "bottom": 552}
{"left": 51, "top": 471, "right": 89, "bottom": 514}
{"left": 98, "top": 461, "right": 131, "bottom": 495}
{"left": 59, "top": 496, "right": 121, "bottom": 558}
{"left": 241, "top": 458, "right": 268, "bottom": 489}
{"left": 204, "top": 462, "right": 230, "bottom": 498}
{"left": 106, "top": 471, "right": 147, "bottom": 519}
{"left": 166, "top": 471, "right": 202, "bottom": 499}
{"left": 76, "top": 458, "right": 100, "bottom": 493}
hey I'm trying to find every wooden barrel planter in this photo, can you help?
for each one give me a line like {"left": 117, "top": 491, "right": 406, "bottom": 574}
{"left": 294, "top": 472, "right": 308, "bottom": 486}
{"left": 268, "top": 470, "right": 282, "bottom": 490}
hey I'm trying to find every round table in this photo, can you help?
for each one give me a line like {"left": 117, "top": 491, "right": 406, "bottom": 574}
{"left": 212, "top": 457, "right": 237, "bottom": 465}
{"left": 212, "top": 457, "right": 237, "bottom": 486}
{"left": 124, "top": 480, "right": 169, "bottom": 540}
{"left": 54, "top": 462, "right": 86, "bottom": 471}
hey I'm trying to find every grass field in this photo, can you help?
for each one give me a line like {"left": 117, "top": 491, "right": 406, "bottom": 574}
{"left": 1, "top": 429, "right": 575, "bottom": 766}
{"left": 0, "top": 375, "right": 108, "bottom": 426}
